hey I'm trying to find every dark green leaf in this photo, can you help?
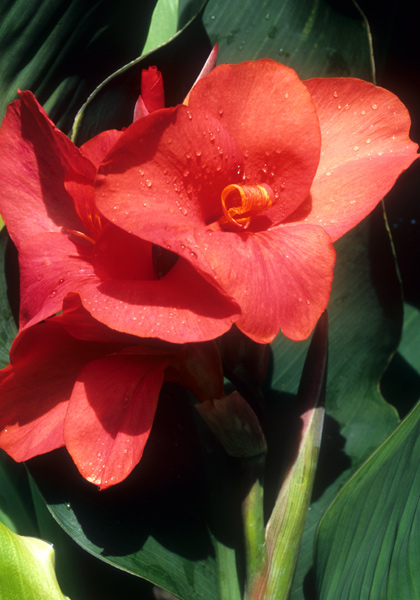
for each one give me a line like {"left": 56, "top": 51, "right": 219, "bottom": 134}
{"left": 203, "top": 0, "right": 373, "bottom": 79}
{"left": 315, "top": 398, "right": 420, "bottom": 599}
{"left": 0, "top": 0, "right": 160, "bottom": 132}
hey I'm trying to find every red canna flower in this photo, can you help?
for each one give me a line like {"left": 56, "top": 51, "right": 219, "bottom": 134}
{"left": 0, "top": 91, "right": 240, "bottom": 343}
{"left": 0, "top": 295, "right": 224, "bottom": 489}
{"left": 94, "top": 60, "right": 418, "bottom": 342}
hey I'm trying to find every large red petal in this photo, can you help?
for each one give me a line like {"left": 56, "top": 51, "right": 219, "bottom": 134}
{"left": 194, "top": 224, "right": 336, "bottom": 342}
{"left": 95, "top": 104, "right": 243, "bottom": 277}
{"left": 0, "top": 91, "right": 93, "bottom": 247}
{"left": 79, "top": 257, "right": 241, "bottom": 343}
{"left": 64, "top": 354, "right": 166, "bottom": 489}
{"left": 18, "top": 232, "right": 96, "bottom": 330}
{"left": 0, "top": 322, "right": 106, "bottom": 462}
{"left": 297, "top": 78, "right": 419, "bottom": 241}
{"left": 187, "top": 60, "right": 322, "bottom": 223}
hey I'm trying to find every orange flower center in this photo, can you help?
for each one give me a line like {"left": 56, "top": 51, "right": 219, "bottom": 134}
{"left": 219, "top": 183, "right": 275, "bottom": 231}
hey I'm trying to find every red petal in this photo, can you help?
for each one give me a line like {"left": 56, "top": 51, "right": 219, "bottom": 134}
{"left": 194, "top": 224, "right": 336, "bottom": 342}
{"left": 0, "top": 322, "right": 104, "bottom": 462}
{"left": 95, "top": 104, "right": 243, "bottom": 276}
{"left": 187, "top": 60, "right": 322, "bottom": 223}
{"left": 298, "top": 78, "right": 419, "bottom": 241}
{"left": 0, "top": 91, "right": 93, "bottom": 248}
{"left": 79, "top": 257, "right": 241, "bottom": 343}
{"left": 18, "top": 232, "right": 96, "bottom": 330}
{"left": 64, "top": 354, "right": 166, "bottom": 489}
{"left": 80, "top": 129, "right": 122, "bottom": 169}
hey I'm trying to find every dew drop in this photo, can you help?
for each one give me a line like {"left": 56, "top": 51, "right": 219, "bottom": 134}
{"left": 218, "top": 108, "right": 224, "bottom": 117}
{"left": 183, "top": 169, "right": 190, "bottom": 178}
{"left": 326, "top": 171, "right": 332, "bottom": 176}
{"left": 372, "top": 103, "right": 378, "bottom": 110}
{"left": 365, "top": 138, "right": 371, "bottom": 144}
{"left": 337, "top": 104, "right": 342, "bottom": 110}
{"left": 360, "top": 110, "right": 366, "bottom": 115}
{"left": 284, "top": 93, "right": 289, "bottom": 99}
{"left": 265, "top": 12, "right": 270, "bottom": 19}
{"left": 146, "top": 180, "right": 152, "bottom": 187}
{"left": 196, "top": 149, "right": 202, "bottom": 157}
{"left": 353, "top": 146, "right": 360, "bottom": 151}
{"left": 333, "top": 91, "right": 338, "bottom": 98}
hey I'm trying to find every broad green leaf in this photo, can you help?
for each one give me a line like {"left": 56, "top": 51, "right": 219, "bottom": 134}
{"left": 203, "top": 0, "right": 373, "bottom": 79}
{"left": 0, "top": 229, "right": 17, "bottom": 369}
{"left": 142, "top": 0, "right": 179, "bottom": 56}
{"left": 0, "top": 522, "right": 69, "bottom": 600}
{"left": 315, "top": 398, "right": 420, "bottom": 599}
{"left": 0, "top": 0, "right": 160, "bottom": 132}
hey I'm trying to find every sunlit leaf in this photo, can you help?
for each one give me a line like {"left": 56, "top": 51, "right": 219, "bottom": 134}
{"left": 0, "top": 522, "right": 69, "bottom": 600}
{"left": 142, "top": 0, "right": 179, "bottom": 56}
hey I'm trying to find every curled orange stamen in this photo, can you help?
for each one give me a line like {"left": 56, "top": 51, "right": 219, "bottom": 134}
{"left": 219, "top": 183, "right": 275, "bottom": 230}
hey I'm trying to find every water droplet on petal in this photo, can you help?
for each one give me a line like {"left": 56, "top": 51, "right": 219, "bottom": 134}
{"left": 333, "top": 91, "right": 338, "bottom": 98}
{"left": 372, "top": 103, "right": 378, "bottom": 110}
{"left": 353, "top": 146, "right": 360, "bottom": 151}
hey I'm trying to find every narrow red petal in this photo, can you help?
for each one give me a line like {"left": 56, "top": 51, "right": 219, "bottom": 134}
{"left": 65, "top": 354, "right": 166, "bottom": 489}
{"left": 187, "top": 60, "right": 322, "bottom": 223}
{"left": 194, "top": 224, "right": 336, "bottom": 342}
{"left": 0, "top": 91, "right": 93, "bottom": 248}
{"left": 298, "top": 78, "right": 419, "bottom": 241}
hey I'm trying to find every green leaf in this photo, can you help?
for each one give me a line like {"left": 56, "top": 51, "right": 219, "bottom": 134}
{"left": 315, "top": 398, "right": 420, "bottom": 599}
{"left": 203, "top": 0, "right": 373, "bottom": 79}
{"left": 0, "top": 522, "right": 69, "bottom": 600}
{"left": 0, "top": 0, "right": 161, "bottom": 132}
{"left": 142, "top": 0, "right": 179, "bottom": 56}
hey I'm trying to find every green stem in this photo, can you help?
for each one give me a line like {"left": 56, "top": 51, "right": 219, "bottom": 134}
{"left": 241, "top": 454, "right": 267, "bottom": 596}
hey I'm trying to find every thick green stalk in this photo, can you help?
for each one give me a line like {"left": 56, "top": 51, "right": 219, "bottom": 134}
{"left": 241, "top": 454, "right": 267, "bottom": 596}
{"left": 248, "top": 313, "right": 328, "bottom": 600}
